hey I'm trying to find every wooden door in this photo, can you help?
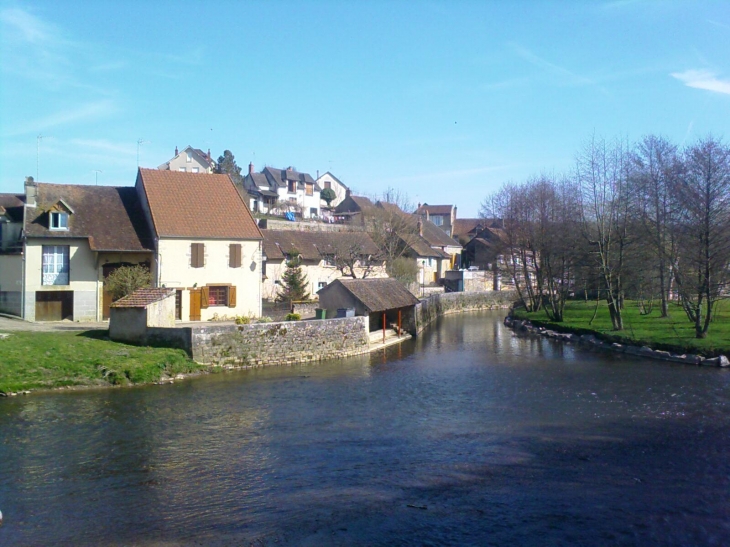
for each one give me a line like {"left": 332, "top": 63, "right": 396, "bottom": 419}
{"left": 35, "top": 291, "right": 73, "bottom": 321}
{"left": 189, "top": 289, "right": 202, "bottom": 321}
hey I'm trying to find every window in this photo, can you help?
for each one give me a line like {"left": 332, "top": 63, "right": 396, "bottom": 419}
{"left": 229, "top": 243, "right": 242, "bottom": 268}
{"left": 431, "top": 215, "right": 443, "bottom": 226}
{"left": 305, "top": 183, "right": 313, "bottom": 196}
{"left": 288, "top": 180, "right": 296, "bottom": 193}
{"left": 191, "top": 243, "right": 205, "bottom": 268}
{"left": 186, "top": 152, "right": 192, "bottom": 163}
{"left": 318, "top": 281, "right": 327, "bottom": 290}
{"left": 179, "top": 167, "right": 187, "bottom": 172}
{"left": 203, "top": 285, "right": 237, "bottom": 308}
{"left": 192, "top": 167, "right": 199, "bottom": 174}
{"left": 49, "top": 212, "right": 68, "bottom": 230}
{"left": 42, "top": 245, "right": 70, "bottom": 285}
{"left": 322, "top": 254, "right": 335, "bottom": 267}
{"left": 324, "top": 181, "right": 331, "bottom": 189}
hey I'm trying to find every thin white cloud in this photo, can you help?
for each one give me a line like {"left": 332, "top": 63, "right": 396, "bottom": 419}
{"left": 707, "top": 19, "right": 730, "bottom": 31}
{"left": 510, "top": 43, "right": 596, "bottom": 87}
{"left": 69, "top": 138, "right": 135, "bottom": 156}
{"left": 4, "top": 100, "right": 117, "bottom": 137}
{"left": 0, "top": 7, "right": 60, "bottom": 45}
{"left": 602, "top": 0, "right": 643, "bottom": 9}
{"left": 671, "top": 69, "right": 730, "bottom": 95}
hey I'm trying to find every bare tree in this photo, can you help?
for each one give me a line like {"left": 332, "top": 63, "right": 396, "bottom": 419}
{"left": 671, "top": 136, "right": 730, "bottom": 338}
{"left": 331, "top": 233, "right": 381, "bottom": 279}
{"left": 576, "top": 136, "right": 633, "bottom": 331}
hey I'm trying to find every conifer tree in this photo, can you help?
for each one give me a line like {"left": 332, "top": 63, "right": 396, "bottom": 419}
{"left": 277, "top": 250, "right": 310, "bottom": 302}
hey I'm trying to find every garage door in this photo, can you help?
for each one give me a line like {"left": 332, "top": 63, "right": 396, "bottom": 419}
{"left": 35, "top": 291, "right": 73, "bottom": 321}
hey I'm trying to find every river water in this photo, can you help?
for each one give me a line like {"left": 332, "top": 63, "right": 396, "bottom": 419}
{"left": 1, "top": 311, "right": 728, "bottom": 546}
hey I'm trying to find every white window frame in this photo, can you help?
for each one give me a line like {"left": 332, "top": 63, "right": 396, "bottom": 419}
{"left": 179, "top": 167, "right": 187, "bottom": 172}
{"left": 186, "top": 152, "right": 192, "bottom": 163}
{"left": 192, "top": 167, "right": 199, "bottom": 173}
{"left": 49, "top": 212, "right": 69, "bottom": 231}
{"left": 42, "top": 245, "right": 70, "bottom": 285}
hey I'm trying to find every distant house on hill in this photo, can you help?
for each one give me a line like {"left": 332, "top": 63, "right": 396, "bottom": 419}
{"left": 452, "top": 218, "right": 503, "bottom": 245}
{"left": 158, "top": 146, "right": 216, "bottom": 174}
{"left": 415, "top": 203, "right": 456, "bottom": 237}
{"left": 243, "top": 164, "right": 321, "bottom": 219}
{"left": 316, "top": 171, "right": 350, "bottom": 209}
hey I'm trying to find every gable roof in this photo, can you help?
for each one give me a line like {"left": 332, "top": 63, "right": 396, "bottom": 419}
{"left": 262, "top": 230, "right": 380, "bottom": 261}
{"left": 452, "top": 218, "right": 485, "bottom": 239}
{"left": 23, "top": 183, "right": 153, "bottom": 251}
{"left": 157, "top": 145, "right": 215, "bottom": 170}
{"left": 334, "top": 195, "right": 374, "bottom": 214}
{"left": 316, "top": 171, "right": 349, "bottom": 190}
{"left": 415, "top": 204, "right": 454, "bottom": 216}
{"left": 320, "top": 278, "right": 419, "bottom": 313}
{"left": 0, "top": 193, "right": 25, "bottom": 222}
{"left": 262, "top": 166, "right": 316, "bottom": 186}
{"left": 417, "top": 217, "right": 461, "bottom": 248}
{"left": 137, "top": 168, "right": 262, "bottom": 240}
{"left": 111, "top": 288, "right": 174, "bottom": 308}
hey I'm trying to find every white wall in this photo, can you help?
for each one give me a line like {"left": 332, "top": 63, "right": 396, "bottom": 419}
{"left": 157, "top": 238, "right": 262, "bottom": 321}
{"left": 316, "top": 173, "right": 348, "bottom": 208}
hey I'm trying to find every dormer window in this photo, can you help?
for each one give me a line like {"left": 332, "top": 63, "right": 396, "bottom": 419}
{"left": 50, "top": 211, "right": 69, "bottom": 230}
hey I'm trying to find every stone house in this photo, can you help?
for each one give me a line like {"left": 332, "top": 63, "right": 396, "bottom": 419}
{"left": 261, "top": 229, "right": 386, "bottom": 301}
{"left": 136, "top": 168, "right": 263, "bottom": 321}
{"left": 0, "top": 177, "right": 153, "bottom": 321}
{"left": 243, "top": 164, "right": 321, "bottom": 219}
{"left": 109, "top": 287, "right": 176, "bottom": 344}
{"left": 158, "top": 146, "right": 216, "bottom": 174}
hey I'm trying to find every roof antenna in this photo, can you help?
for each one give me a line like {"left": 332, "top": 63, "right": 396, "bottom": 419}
{"left": 137, "top": 139, "right": 149, "bottom": 167}
{"left": 93, "top": 170, "right": 103, "bottom": 186}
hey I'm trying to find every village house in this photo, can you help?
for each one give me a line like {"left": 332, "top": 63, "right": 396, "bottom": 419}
{"left": 261, "top": 229, "right": 386, "bottom": 301}
{"left": 136, "top": 168, "right": 263, "bottom": 321}
{"left": 0, "top": 177, "right": 153, "bottom": 321}
{"left": 452, "top": 217, "right": 503, "bottom": 245}
{"left": 158, "top": 146, "right": 216, "bottom": 174}
{"left": 243, "top": 164, "right": 321, "bottom": 219}
{"left": 315, "top": 171, "right": 350, "bottom": 209}
{"left": 333, "top": 194, "right": 376, "bottom": 225}
{"left": 463, "top": 225, "right": 513, "bottom": 290}
{"left": 415, "top": 203, "right": 457, "bottom": 237}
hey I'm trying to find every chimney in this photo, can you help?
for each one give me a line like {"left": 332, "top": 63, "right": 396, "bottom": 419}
{"left": 25, "top": 176, "right": 37, "bottom": 207}
{"left": 175, "top": 146, "right": 178, "bottom": 156}
{"left": 417, "top": 217, "right": 423, "bottom": 237}
{"left": 417, "top": 202, "right": 421, "bottom": 210}
{"left": 207, "top": 148, "right": 211, "bottom": 160}
{"left": 249, "top": 162, "right": 254, "bottom": 175}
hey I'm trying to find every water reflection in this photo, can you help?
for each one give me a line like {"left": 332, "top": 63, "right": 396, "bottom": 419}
{"left": 1, "top": 311, "right": 728, "bottom": 546}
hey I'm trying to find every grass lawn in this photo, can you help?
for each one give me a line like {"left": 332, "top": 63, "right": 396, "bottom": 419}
{"left": 513, "top": 299, "right": 730, "bottom": 356}
{"left": 0, "top": 330, "right": 203, "bottom": 394}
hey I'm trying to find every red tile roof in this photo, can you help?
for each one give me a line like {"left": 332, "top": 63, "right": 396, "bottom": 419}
{"left": 111, "top": 288, "right": 174, "bottom": 308}
{"left": 137, "top": 168, "right": 262, "bottom": 240}
{"left": 415, "top": 204, "right": 453, "bottom": 216}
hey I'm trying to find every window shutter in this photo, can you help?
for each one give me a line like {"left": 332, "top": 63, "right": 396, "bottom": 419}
{"left": 198, "top": 243, "right": 205, "bottom": 267}
{"left": 228, "top": 286, "right": 237, "bottom": 308}
{"left": 201, "top": 286, "right": 209, "bottom": 309}
{"left": 230, "top": 244, "right": 242, "bottom": 268}
{"left": 191, "top": 243, "right": 204, "bottom": 268}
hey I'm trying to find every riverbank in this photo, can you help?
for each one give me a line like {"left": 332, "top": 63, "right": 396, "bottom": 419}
{"left": 0, "top": 330, "right": 204, "bottom": 395}
{"left": 508, "top": 300, "right": 730, "bottom": 365}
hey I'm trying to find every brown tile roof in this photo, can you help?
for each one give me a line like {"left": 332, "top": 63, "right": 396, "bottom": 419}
{"left": 452, "top": 218, "right": 484, "bottom": 239}
{"left": 323, "top": 278, "right": 419, "bottom": 312}
{"left": 334, "top": 195, "right": 375, "bottom": 214}
{"left": 0, "top": 193, "right": 24, "bottom": 222}
{"left": 415, "top": 204, "right": 453, "bottom": 215}
{"left": 417, "top": 218, "right": 461, "bottom": 248}
{"left": 24, "top": 184, "right": 154, "bottom": 251}
{"left": 137, "top": 168, "right": 262, "bottom": 240}
{"left": 262, "top": 230, "right": 380, "bottom": 261}
{"left": 111, "top": 288, "right": 174, "bottom": 308}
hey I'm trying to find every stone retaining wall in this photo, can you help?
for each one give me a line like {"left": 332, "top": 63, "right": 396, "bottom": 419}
{"left": 504, "top": 316, "right": 730, "bottom": 367}
{"left": 415, "top": 290, "right": 516, "bottom": 333}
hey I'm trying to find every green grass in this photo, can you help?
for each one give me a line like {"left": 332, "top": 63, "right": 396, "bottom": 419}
{"left": 513, "top": 299, "right": 730, "bottom": 356}
{"left": 0, "top": 330, "right": 203, "bottom": 393}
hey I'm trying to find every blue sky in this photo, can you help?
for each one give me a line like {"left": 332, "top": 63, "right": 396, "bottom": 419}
{"left": 1, "top": 1, "right": 728, "bottom": 217}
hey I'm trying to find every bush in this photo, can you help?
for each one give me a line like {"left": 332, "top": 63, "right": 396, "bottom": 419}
{"left": 285, "top": 313, "right": 301, "bottom": 321}
{"left": 104, "top": 265, "right": 153, "bottom": 301}
{"left": 388, "top": 256, "right": 419, "bottom": 285}
{"left": 257, "top": 316, "right": 273, "bottom": 323}
{"left": 235, "top": 315, "right": 252, "bottom": 325}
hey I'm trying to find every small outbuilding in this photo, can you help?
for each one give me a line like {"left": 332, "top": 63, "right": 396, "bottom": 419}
{"left": 317, "top": 278, "right": 420, "bottom": 335}
{"left": 109, "top": 288, "right": 176, "bottom": 344}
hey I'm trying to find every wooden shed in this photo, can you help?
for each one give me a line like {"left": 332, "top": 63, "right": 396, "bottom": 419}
{"left": 317, "top": 278, "right": 420, "bottom": 335}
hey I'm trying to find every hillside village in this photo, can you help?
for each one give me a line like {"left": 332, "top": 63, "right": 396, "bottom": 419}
{"left": 0, "top": 146, "right": 513, "bottom": 325}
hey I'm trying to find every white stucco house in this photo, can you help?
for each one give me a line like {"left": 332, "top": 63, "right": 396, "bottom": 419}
{"left": 136, "top": 168, "right": 263, "bottom": 321}
{"left": 316, "top": 171, "right": 350, "bottom": 209}
{"left": 243, "top": 164, "right": 321, "bottom": 219}
{"left": 158, "top": 145, "right": 216, "bottom": 174}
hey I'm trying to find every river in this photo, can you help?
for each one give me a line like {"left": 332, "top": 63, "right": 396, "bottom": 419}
{"left": 0, "top": 311, "right": 728, "bottom": 546}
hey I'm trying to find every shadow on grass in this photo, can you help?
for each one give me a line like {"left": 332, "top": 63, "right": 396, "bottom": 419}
{"left": 75, "top": 329, "right": 110, "bottom": 340}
